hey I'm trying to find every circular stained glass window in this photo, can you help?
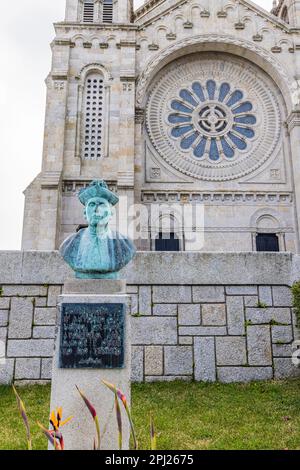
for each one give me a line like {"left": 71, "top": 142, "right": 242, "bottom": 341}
{"left": 146, "top": 53, "right": 281, "bottom": 182}
{"left": 168, "top": 80, "right": 256, "bottom": 161}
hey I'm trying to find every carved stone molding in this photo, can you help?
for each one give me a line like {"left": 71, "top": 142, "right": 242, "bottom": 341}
{"left": 286, "top": 111, "right": 300, "bottom": 133}
{"left": 136, "top": 34, "right": 290, "bottom": 107}
{"left": 141, "top": 191, "right": 293, "bottom": 205}
{"left": 62, "top": 180, "right": 118, "bottom": 194}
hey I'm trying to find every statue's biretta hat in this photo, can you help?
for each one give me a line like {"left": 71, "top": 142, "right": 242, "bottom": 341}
{"left": 78, "top": 180, "right": 119, "bottom": 206}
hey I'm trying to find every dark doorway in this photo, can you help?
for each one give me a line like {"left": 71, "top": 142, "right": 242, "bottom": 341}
{"left": 155, "top": 232, "right": 180, "bottom": 252}
{"left": 256, "top": 233, "right": 279, "bottom": 252}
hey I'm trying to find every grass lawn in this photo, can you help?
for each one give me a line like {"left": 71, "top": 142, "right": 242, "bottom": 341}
{"left": 0, "top": 379, "right": 300, "bottom": 450}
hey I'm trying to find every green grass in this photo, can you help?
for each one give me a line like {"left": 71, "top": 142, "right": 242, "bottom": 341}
{"left": 1, "top": 379, "right": 300, "bottom": 450}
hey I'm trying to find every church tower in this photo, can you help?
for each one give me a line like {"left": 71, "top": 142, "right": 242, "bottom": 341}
{"left": 22, "top": 0, "right": 300, "bottom": 253}
{"left": 22, "top": 0, "right": 136, "bottom": 250}
{"left": 272, "top": 0, "right": 300, "bottom": 26}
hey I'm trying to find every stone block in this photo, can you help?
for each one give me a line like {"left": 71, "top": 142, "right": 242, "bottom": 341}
{"left": 139, "top": 286, "right": 152, "bottom": 315}
{"left": 244, "top": 296, "right": 258, "bottom": 307}
{"left": 178, "top": 304, "right": 201, "bottom": 325}
{"left": 131, "top": 346, "right": 144, "bottom": 382}
{"left": 0, "top": 252, "right": 22, "bottom": 283}
{"left": 0, "top": 327, "right": 7, "bottom": 340}
{"left": 8, "top": 298, "right": 33, "bottom": 339}
{"left": 202, "top": 304, "right": 226, "bottom": 326}
{"left": 226, "top": 286, "right": 257, "bottom": 295}
{"left": 21, "top": 251, "right": 71, "bottom": 284}
{"left": 130, "top": 294, "right": 138, "bottom": 316}
{"left": 2, "top": 285, "right": 48, "bottom": 297}
{"left": 0, "top": 311, "right": 8, "bottom": 327}
{"left": 47, "top": 286, "right": 61, "bottom": 307}
{"left": 127, "top": 285, "right": 138, "bottom": 294}
{"left": 0, "top": 359, "right": 15, "bottom": 384}
{"left": 35, "top": 297, "right": 47, "bottom": 307}
{"left": 247, "top": 325, "right": 272, "bottom": 365}
{"left": 218, "top": 367, "right": 273, "bottom": 383}
{"left": 271, "top": 325, "right": 293, "bottom": 344}
{"left": 0, "top": 298, "right": 10, "bottom": 309}
{"left": 34, "top": 308, "right": 57, "bottom": 325}
{"left": 132, "top": 317, "right": 177, "bottom": 345}
{"left": 153, "top": 304, "right": 177, "bottom": 316}
{"left": 145, "top": 346, "right": 163, "bottom": 375}
{"left": 33, "top": 326, "right": 56, "bottom": 339}
{"left": 226, "top": 296, "right": 245, "bottom": 335}
{"left": 15, "top": 358, "right": 41, "bottom": 380}
{"left": 272, "top": 286, "right": 292, "bottom": 307}
{"left": 179, "top": 326, "right": 227, "bottom": 336}
{"left": 14, "top": 380, "right": 50, "bottom": 386}
{"left": 7, "top": 339, "right": 54, "bottom": 357}
{"left": 164, "top": 346, "right": 193, "bottom": 375}
{"left": 216, "top": 337, "right": 247, "bottom": 365}
{"left": 41, "top": 358, "right": 53, "bottom": 380}
{"left": 194, "top": 337, "right": 216, "bottom": 382}
{"left": 179, "top": 336, "right": 193, "bottom": 345}
{"left": 258, "top": 286, "right": 273, "bottom": 306}
{"left": 246, "top": 308, "right": 291, "bottom": 325}
{"left": 153, "top": 286, "right": 191, "bottom": 303}
{"left": 272, "top": 344, "right": 293, "bottom": 357}
{"left": 145, "top": 376, "right": 192, "bottom": 383}
{"left": 274, "top": 358, "right": 300, "bottom": 379}
{"left": 192, "top": 286, "right": 225, "bottom": 303}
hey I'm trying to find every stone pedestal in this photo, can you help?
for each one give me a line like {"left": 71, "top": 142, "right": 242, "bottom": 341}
{"left": 49, "top": 279, "right": 131, "bottom": 450}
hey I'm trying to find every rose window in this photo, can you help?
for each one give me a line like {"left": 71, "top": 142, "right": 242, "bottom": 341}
{"left": 168, "top": 80, "right": 256, "bottom": 161}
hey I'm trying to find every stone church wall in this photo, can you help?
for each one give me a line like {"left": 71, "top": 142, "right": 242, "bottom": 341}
{"left": 0, "top": 252, "right": 299, "bottom": 384}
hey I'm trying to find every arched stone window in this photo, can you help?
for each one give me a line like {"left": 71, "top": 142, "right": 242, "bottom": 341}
{"left": 103, "top": 0, "right": 113, "bottom": 23}
{"left": 82, "top": 72, "right": 105, "bottom": 160}
{"left": 83, "top": 0, "right": 94, "bottom": 22}
{"left": 151, "top": 212, "right": 183, "bottom": 251}
{"left": 250, "top": 211, "right": 286, "bottom": 252}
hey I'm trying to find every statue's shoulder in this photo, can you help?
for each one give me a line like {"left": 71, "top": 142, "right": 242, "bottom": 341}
{"left": 59, "top": 229, "right": 85, "bottom": 256}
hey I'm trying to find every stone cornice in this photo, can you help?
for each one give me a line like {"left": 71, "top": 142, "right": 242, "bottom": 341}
{"left": 141, "top": 191, "right": 293, "bottom": 205}
{"left": 51, "top": 72, "right": 68, "bottom": 81}
{"left": 54, "top": 22, "right": 138, "bottom": 33}
{"left": 40, "top": 172, "right": 62, "bottom": 190}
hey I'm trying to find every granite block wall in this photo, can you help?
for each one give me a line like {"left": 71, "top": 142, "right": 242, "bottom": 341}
{"left": 0, "top": 252, "right": 299, "bottom": 384}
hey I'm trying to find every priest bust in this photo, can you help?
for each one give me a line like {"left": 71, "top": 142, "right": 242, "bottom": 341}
{"left": 59, "top": 180, "right": 136, "bottom": 279}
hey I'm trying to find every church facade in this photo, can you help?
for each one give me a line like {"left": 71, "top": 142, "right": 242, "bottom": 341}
{"left": 22, "top": 0, "right": 300, "bottom": 253}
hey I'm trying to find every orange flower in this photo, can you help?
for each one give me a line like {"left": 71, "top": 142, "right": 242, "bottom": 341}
{"left": 50, "top": 407, "right": 73, "bottom": 431}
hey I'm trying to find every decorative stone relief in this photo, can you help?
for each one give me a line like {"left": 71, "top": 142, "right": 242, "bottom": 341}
{"left": 146, "top": 53, "right": 281, "bottom": 181}
{"left": 54, "top": 81, "right": 65, "bottom": 91}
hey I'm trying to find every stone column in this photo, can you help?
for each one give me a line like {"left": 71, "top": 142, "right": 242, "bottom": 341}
{"left": 49, "top": 279, "right": 131, "bottom": 450}
{"left": 287, "top": 111, "right": 300, "bottom": 252}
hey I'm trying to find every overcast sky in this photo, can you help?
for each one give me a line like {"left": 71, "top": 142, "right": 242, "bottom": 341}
{"left": 0, "top": 0, "right": 273, "bottom": 250}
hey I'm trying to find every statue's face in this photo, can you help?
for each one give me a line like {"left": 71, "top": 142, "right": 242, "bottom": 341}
{"left": 85, "top": 197, "right": 112, "bottom": 228}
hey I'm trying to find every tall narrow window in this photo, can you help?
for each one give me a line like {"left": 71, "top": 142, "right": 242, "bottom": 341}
{"left": 82, "top": 73, "right": 104, "bottom": 160}
{"left": 83, "top": 0, "right": 94, "bottom": 23}
{"left": 281, "top": 6, "right": 289, "bottom": 23}
{"left": 103, "top": 0, "right": 113, "bottom": 23}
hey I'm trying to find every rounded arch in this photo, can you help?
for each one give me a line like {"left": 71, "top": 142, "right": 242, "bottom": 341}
{"left": 78, "top": 62, "right": 112, "bottom": 83}
{"left": 151, "top": 211, "right": 182, "bottom": 234}
{"left": 250, "top": 208, "right": 286, "bottom": 231}
{"left": 136, "top": 34, "right": 293, "bottom": 112}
